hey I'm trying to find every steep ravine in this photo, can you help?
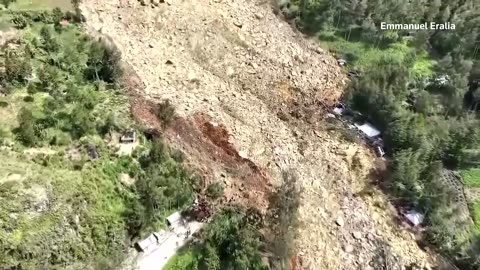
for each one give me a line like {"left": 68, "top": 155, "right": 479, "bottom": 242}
{"left": 80, "top": 0, "right": 436, "bottom": 269}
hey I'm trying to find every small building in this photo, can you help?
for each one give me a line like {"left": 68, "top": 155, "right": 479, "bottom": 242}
{"left": 166, "top": 211, "right": 183, "bottom": 228}
{"left": 354, "top": 122, "right": 381, "bottom": 138}
{"left": 333, "top": 103, "right": 346, "bottom": 115}
{"left": 337, "top": 59, "right": 347, "bottom": 66}
{"left": 404, "top": 210, "right": 424, "bottom": 226}
{"left": 135, "top": 233, "right": 159, "bottom": 252}
{"left": 120, "top": 130, "right": 137, "bottom": 144}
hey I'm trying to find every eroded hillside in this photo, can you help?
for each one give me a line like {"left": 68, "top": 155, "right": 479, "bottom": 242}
{"left": 80, "top": 0, "right": 437, "bottom": 269}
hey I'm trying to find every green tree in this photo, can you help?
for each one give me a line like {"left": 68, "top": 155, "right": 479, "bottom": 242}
{"left": 201, "top": 207, "right": 267, "bottom": 270}
{"left": 0, "top": 0, "right": 16, "bottom": 8}
{"left": 16, "top": 107, "right": 37, "bottom": 146}
{"left": 40, "top": 25, "right": 60, "bottom": 52}
{"left": 202, "top": 243, "right": 220, "bottom": 270}
{"left": 155, "top": 99, "right": 176, "bottom": 128}
{"left": 85, "top": 38, "right": 123, "bottom": 83}
{"left": 70, "top": 105, "right": 96, "bottom": 138}
{"left": 390, "top": 149, "right": 426, "bottom": 205}
{"left": 3, "top": 51, "right": 31, "bottom": 85}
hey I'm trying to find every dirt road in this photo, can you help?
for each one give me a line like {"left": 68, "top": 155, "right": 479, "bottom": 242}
{"left": 80, "top": 0, "right": 436, "bottom": 269}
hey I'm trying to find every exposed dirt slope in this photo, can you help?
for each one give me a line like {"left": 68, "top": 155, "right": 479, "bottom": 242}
{"left": 80, "top": 0, "right": 437, "bottom": 269}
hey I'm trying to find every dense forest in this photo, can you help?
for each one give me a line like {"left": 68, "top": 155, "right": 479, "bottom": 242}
{"left": 279, "top": 0, "right": 480, "bottom": 268}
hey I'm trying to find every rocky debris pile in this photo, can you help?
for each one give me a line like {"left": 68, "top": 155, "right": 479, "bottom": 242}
{"left": 138, "top": 0, "right": 171, "bottom": 6}
{"left": 80, "top": 0, "right": 438, "bottom": 269}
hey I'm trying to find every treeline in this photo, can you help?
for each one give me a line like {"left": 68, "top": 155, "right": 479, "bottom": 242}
{"left": 278, "top": 0, "right": 480, "bottom": 268}
{"left": 282, "top": 0, "right": 480, "bottom": 109}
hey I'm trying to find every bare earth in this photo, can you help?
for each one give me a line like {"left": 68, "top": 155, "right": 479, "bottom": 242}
{"left": 80, "top": 0, "right": 437, "bottom": 269}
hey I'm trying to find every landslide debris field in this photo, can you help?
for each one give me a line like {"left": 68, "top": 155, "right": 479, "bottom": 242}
{"left": 81, "top": 0, "right": 437, "bottom": 269}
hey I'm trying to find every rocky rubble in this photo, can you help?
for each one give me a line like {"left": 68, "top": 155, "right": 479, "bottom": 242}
{"left": 80, "top": 0, "right": 437, "bottom": 269}
{"left": 139, "top": 0, "right": 171, "bottom": 6}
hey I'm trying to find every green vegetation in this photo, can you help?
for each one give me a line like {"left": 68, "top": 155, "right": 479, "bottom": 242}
{"left": 0, "top": 8, "right": 197, "bottom": 269}
{"left": 155, "top": 99, "right": 176, "bottom": 128}
{"left": 472, "top": 201, "right": 480, "bottom": 229}
{"left": 206, "top": 182, "right": 224, "bottom": 200}
{"left": 318, "top": 34, "right": 435, "bottom": 79}
{"left": 164, "top": 207, "right": 268, "bottom": 270}
{"left": 164, "top": 246, "right": 202, "bottom": 270}
{"left": 279, "top": 0, "right": 480, "bottom": 268}
{"left": 125, "top": 140, "right": 196, "bottom": 236}
{"left": 3, "top": 0, "right": 73, "bottom": 11}
{"left": 164, "top": 171, "right": 302, "bottom": 270}
{"left": 463, "top": 169, "right": 480, "bottom": 188}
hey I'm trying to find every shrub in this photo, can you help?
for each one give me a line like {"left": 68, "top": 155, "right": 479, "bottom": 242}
{"left": 171, "top": 148, "right": 186, "bottom": 163}
{"left": 344, "top": 52, "right": 359, "bottom": 63}
{"left": 4, "top": 51, "right": 31, "bottom": 85}
{"left": 27, "top": 83, "right": 38, "bottom": 94}
{"left": 0, "top": 101, "right": 8, "bottom": 107}
{"left": 23, "top": 95, "right": 34, "bottom": 102}
{"left": 155, "top": 99, "right": 176, "bottom": 128}
{"left": 16, "top": 107, "right": 37, "bottom": 146}
{"left": 69, "top": 105, "right": 96, "bottom": 138}
{"left": 206, "top": 182, "right": 224, "bottom": 200}
{"left": 1, "top": 0, "right": 17, "bottom": 8}
{"left": 40, "top": 25, "right": 60, "bottom": 52}
{"left": 146, "top": 139, "right": 170, "bottom": 165}
{"left": 200, "top": 207, "right": 267, "bottom": 270}
{"left": 49, "top": 131, "right": 72, "bottom": 146}
{"left": 12, "top": 15, "right": 28, "bottom": 29}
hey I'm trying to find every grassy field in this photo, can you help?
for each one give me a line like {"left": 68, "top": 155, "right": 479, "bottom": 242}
{"left": 0, "top": 0, "right": 73, "bottom": 32}
{"left": 316, "top": 31, "right": 436, "bottom": 79}
{"left": 462, "top": 168, "right": 480, "bottom": 188}
{"left": 5, "top": 0, "right": 73, "bottom": 11}
{"left": 471, "top": 201, "right": 480, "bottom": 230}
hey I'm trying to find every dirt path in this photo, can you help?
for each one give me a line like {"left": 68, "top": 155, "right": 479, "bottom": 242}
{"left": 80, "top": 0, "right": 436, "bottom": 269}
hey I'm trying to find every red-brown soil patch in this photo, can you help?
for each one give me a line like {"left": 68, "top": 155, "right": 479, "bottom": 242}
{"left": 168, "top": 113, "right": 271, "bottom": 210}
{"left": 123, "top": 61, "right": 271, "bottom": 211}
